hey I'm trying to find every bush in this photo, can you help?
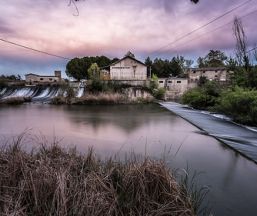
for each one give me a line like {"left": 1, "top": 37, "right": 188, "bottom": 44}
{"left": 153, "top": 88, "right": 166, "bottom": 100}
{"left": 182, "top": 81, "right": 221, "bottom": 109}
{"left": 216, "top": 87, "right": 257, "bottom": 125}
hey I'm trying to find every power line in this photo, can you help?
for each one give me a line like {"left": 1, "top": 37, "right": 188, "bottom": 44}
{"left": 171, "top": 9, "right": 257, "bottom": 53}
{"left": 247, "top": 46, "right": 257, "bottom": 53}
{"left": 149, "top": 0, "right": 254, "bottom": 56}
{"left": 0, "top": 38, "right": 71, "bottom": 60}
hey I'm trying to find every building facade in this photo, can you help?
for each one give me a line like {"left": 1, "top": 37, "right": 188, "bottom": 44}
{"left": 25, "top": 71, "right": 62, "bottom": 85}
{"left": 110, "top": 56, "right": 147, "bottom": 80}
{"left": 187, "top": 67, "right": 232, "bottom": 83}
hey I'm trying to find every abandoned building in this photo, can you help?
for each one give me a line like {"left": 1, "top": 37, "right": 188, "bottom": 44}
{"left": 25, "top": 71, "right": 62, "bottom": 85}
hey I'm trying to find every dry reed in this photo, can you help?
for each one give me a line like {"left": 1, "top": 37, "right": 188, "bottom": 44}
{"left": 0, "top": 140, "right": 195, "bottom": 216}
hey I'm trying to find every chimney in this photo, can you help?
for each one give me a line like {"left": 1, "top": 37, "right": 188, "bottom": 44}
{"left": 54, "top": 70, "right": 61, "bottom": 79}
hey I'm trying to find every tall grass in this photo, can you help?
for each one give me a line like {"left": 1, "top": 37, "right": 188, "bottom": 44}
{"left": 0, "top": 137, "right": 196, "bottom": 216}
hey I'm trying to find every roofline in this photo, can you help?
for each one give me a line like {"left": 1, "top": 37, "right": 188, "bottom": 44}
{"left": 188, "top": 67, "right": 228, "bottom": 71}
{"left": 110, "top": 56, "right": 146, "bottom": 67}
{"left": 25, "top": 73, "right": 60, "bottom": 78}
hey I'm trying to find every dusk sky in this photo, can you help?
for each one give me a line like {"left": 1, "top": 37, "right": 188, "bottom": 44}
{"left": 0, "top": 0, "right": 257, "bottom": 77}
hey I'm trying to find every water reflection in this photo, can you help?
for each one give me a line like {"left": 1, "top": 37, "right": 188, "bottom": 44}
{"left": 0, "top": 104, "right": 257, "bottom": 216}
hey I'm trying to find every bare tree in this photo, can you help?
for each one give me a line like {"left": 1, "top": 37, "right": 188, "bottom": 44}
{"left": 233, "top": 17, "right": 250, "bottom": 71}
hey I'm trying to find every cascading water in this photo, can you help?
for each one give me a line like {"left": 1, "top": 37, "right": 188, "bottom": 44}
{"left": 0, "top": 86, "right": 66, "bottom": 102}
{"left": 76, "top": 88, "right": 84, "bottom": 98}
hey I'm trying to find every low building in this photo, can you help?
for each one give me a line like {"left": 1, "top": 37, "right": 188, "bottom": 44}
{"left": 166, "top": 77, "right": 188, "bottom": 93}
{"left": 187, "top": 67, "right": 232, "bottom": 83}
{"left": 25, "top": 71, "right": 62, "bottom": 85}
{"left": 158, "top": 77, "right": 188, "bottom": 94}
{"left": 109, "top": 53, "right": 147, "bottom": 80}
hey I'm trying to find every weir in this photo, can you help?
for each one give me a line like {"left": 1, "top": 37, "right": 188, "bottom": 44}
{"left": 0, "top": 86, "right": 81, "bottom": 102}
{"left": 160, "top": 102, "right": 257, "bottom": 163}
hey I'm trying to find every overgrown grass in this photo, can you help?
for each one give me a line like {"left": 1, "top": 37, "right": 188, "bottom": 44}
{"left": 0, "top": 138, "right": 197, "bottom": 216}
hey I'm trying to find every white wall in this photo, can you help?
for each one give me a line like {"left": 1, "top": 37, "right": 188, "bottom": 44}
{"left": 110, "top": 58, "right": 147, "bottom": 80}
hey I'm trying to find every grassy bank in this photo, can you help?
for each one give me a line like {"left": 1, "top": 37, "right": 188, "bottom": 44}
{"left": 51, "top": 93, "right": 154, "bottom": 105}
{"left": 0, "top": 141, "right": 196, "bottom": 216}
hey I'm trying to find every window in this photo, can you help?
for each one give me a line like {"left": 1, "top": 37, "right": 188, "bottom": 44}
{"left": 177, "top": 81, "right": 181, "bottom": 84}
{"left": 159, "top": 81, "right": 164, "bottom": 83}
{"left": 40, "top": 78, "right": 44, "bottom": 81}
{"left": 168, "top": 81, "right": 172, "bottom": 83}
{"left": 215, "top": 70, "right": 218, "bottom": 73}
{"left": 203, "top": 71, "right": 206, "bottom": 73}
{"left": 193, "top": 71, "right": 196, "bottom": 73}
{"left": 49, "top": 78, "right": 53, "bottom": 81}
{"left": 215, "top": 75, "right": 218, "bottom": 78}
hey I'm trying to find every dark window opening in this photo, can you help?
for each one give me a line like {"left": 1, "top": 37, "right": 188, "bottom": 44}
{"left": 177, "top": 81, "right": 181, "bottom": 84}
{"left": 49, "top": 78, "right": 53, "bottom": 81}
{"left": 40, "top": 78, "right": 44, "bottom": 81}
{"left": 159, "top": 81, "right": 164, "bottom": 83}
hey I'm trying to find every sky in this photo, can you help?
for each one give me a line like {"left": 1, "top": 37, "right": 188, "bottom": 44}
{"left": 0, "top": 0, "right": 257, "bottom": 77}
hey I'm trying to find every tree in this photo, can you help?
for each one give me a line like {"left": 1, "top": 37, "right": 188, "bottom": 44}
{"left": 66, "top": 56, "right": 117, "bottom": 80}
{"left": 204, "top": 50, "right": 227, "bottom": 67}
{"left": 197, "top": 57, "right": 206, "bottom": 68}
{"left": 88, "top": 63, "right": 100, "bottom": 80}
{"left": 233, "top": 17, "right": 250, "bottom": 71}
{"left": 226, "top": 57, "right": 238, "bottom": 71}
{"left": 145, "top": 56, "right": 153, "bottom": 77}
{"left": 125, "top": 51, "right": 135, "bottom": 58}
{"left": 66, "top": 57, "right": 87, "bottom": 81}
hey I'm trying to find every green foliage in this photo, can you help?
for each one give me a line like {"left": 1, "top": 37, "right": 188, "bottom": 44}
{"left": 197, "top": 50, "right": 227, "bottom": 68}
{"left": 216, "top": 87, "right": 257, "bottom": 125}
{"left": 0, "top": 74, "right": 21, "bottom": 81}
{"left": 231, "top": 66, "right": 257, "bottom": 89}
{"left": 66, "top": 57, "right": 87, "bottom": 81}
{"left": 66, "top": 56, "right": 117, "bottom": 80}
{"left": 88, "top": 63, "right": 100, "bottom": 80}
{"left": 182, "top": 81, "right": 221, "bottom": 109}
{"left": 153, "top": 88, "right": 166, "bottom": 100}
{"left": 147, "top": 56, "right": 193, "bottom": 78}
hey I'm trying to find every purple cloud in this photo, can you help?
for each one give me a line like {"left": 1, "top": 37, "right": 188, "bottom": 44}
{"left": 0, "top": 0, "right": 257, "bottom": 75}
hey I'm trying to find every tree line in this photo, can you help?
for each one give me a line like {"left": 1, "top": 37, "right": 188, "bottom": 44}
{"left": 65, "top": 49, "right": 239, "bottom": 80}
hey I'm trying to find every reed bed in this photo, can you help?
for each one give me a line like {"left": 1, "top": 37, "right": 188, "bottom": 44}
{"left": 0, "top": 140, "right": 195, "bottom": 216}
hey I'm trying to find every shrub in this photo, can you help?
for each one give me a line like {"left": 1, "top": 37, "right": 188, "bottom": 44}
{"left": 216, "top": 87, "right": 257, "bottom": 125}
{"left": 153, "top": 87, "right": 166, "bottom": 100}
{"left": 182, "top": 81, "right": 221, "bottom": 109}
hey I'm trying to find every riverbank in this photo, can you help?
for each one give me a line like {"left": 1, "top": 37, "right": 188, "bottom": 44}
{"left": 51, "top": 92, "right": 154, "bottom": 105}
{"left": 0, "top": 96, "right": 31, "bottom": 105}
{"left": 0, "top": 141, "right": 195, "bottom": 216}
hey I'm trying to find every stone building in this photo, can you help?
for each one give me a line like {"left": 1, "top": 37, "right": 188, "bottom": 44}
{"left": 158, "top": 77, "right": 189, "bottom": 98}
{"left": 187, "top": 67, "right": 232, "bottom": 83}
{"left": 25, "top": 71, "right": 62, "bottom": 85}
{"left": 109, "top": 54, "right": 147, "bottom": 80}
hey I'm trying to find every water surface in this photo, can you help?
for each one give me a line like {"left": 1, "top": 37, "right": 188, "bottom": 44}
{"left": 0, "top": 103, "right": 257, "bottom": 215}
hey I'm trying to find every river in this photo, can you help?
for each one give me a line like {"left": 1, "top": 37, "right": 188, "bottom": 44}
{"left": 0, "top": 103, "right": 257, "bottom": 215}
